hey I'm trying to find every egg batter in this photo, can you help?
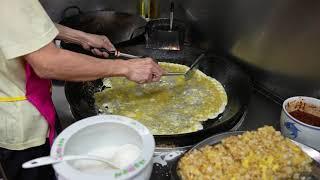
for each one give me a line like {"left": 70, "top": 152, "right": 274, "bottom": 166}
{"left": 94, "top": 62, "right": 227, "bottom": 135}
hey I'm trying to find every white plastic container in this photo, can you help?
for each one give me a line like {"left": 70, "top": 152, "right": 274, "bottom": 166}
{"left": 50, "top": 115, "right": 155, "bottom": 180}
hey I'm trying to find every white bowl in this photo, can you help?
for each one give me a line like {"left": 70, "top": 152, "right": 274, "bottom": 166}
{"left": 50, "top": 115, "right": 155, "bottom": 180}
{"left": 280, "top": 96, "right": 320, "bottom": 150}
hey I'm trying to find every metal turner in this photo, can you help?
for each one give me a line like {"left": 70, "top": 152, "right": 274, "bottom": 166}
{"left": 163, "top": 53, "right": 205, "bottom": 80}
{"left": 96, "top": 48, "right": 205, "bottom": 80}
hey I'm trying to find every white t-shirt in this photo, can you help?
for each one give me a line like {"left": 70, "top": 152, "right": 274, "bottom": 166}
{"left": 0, "top": 0, "right": 58, "bottom": 150}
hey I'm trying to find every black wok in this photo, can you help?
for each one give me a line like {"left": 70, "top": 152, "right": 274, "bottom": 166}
{"left": 59, "top": 6, "right": 147, "bottom": 55}
{"left": 64, "top": 45, "right": 252, "bottom": 146}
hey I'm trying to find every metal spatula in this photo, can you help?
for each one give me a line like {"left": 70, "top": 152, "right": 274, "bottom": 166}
{"left": 162, "top": 53, "right": 205, "bottom": 80}
{"left": 96, "top": 48, "right": 205, "bottom": 79}
{"left": 184, "top": 53, "right": 205, "bottom": 80}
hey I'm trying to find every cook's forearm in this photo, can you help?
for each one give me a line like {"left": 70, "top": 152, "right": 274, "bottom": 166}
{"left": 55, "top": 23, "right": 87, "bottom": 45}
{"left": 45, "top": 49, "right": 128, "bottom": 81}
{"left": 24, "top": 43, "right": 128, "bottom": 81}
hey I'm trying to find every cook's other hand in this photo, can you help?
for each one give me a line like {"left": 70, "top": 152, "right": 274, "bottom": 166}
{"left": 55, "top": 24, "right": 115, "bottom": 58}
{"left": 124, "top": 57, "right": 165, "bottom": 84}
{"left": 81, "top": 33, "right": 115, "bottom": 57}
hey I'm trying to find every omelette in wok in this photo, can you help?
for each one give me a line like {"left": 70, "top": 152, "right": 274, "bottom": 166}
{"left": 94, "top": 62, "right": 227, "bottom": 135}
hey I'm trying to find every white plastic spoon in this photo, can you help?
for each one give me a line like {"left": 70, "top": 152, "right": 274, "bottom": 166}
{"left": 22, "top": 155, "right": 120, "bottom": 169}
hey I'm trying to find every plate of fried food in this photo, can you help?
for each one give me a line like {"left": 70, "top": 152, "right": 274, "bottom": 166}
{"left": 171, "top": 126, "right": 320, "bottom": 180}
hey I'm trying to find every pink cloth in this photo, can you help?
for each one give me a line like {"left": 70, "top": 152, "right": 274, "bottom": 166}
{"left": 25, "top": 63, "right": 56, "bottom": 145}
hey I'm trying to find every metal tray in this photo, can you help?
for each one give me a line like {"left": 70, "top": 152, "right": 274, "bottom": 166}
{"left": 171, "top": 131, "right": 320, "bottom": 180}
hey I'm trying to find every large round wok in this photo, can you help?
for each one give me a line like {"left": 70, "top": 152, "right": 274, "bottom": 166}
{"left": 64, "top": 45, "right": 252, "bottom": 146}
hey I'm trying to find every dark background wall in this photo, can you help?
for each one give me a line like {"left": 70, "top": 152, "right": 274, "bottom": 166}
{"left": 40, "top": 0, "right": 137, "bottom": 22}
{"left": 40, "top": 0, "right": 183, "bottom": 22}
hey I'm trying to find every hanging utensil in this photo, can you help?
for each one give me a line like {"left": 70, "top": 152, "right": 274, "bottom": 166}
{"left": 22, "top": 155, "right": 120, "bottom": 169}
{"left": 169, "top": 2, "right": 174, "bottom": 31}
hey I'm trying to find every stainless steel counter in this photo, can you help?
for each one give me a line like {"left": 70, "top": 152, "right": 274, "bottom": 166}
{"left": 238, "top": 88, "right": 282, "bottom": 131}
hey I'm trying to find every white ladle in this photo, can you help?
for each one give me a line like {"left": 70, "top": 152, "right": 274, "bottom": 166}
{"left": 22, "top": 155, "right": 120, "bottom": 169}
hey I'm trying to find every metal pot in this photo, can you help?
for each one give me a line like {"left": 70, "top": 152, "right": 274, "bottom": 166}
{"left": 145, "top": 18, "right": 186, "bottom": 50}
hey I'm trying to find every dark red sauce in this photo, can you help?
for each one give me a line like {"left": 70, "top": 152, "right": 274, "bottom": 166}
{"left": 289, "top": 110, "right": 320, "bottom": 127}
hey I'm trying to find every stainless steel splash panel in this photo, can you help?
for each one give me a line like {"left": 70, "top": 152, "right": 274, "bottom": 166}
{"left": 178, "top": 0, "right": 320, "bottom": 99}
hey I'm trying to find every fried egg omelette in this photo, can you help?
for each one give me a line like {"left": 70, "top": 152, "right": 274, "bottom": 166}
{"left": 94, "top": 62, "right": 227, "bottom": 135}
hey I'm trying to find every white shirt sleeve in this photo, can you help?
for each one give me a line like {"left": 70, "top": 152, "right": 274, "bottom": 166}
{"left": 0, "top": 0, "right": 58, "bottom": 59}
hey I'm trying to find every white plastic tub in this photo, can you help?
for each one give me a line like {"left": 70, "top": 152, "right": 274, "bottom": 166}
{"left": 50, "top": 115, "right": 155, "bottom": 180}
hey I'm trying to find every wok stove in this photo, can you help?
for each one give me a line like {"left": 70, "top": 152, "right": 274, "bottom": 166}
{"left": 54, "top": 13, "right": 281, "bottom": 178}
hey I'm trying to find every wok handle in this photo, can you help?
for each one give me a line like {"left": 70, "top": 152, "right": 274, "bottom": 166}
{"left": 91, "top": 48, "right": 117, "bottom": 58}
{"left": 95, "top": 48, "right": 116, "bottom": 56}
{"left": 92, "top": 48, "right": 146, "bottom": 59}
{"left": 61, "top": 6, "right": 82, "bottom": 19}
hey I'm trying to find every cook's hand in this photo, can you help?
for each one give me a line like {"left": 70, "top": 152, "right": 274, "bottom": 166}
{"left": 125, "top": 58, "right": 165, "bottom": 84}
{"left": 81, "top": 33, "right": 115, "bottom": 57}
